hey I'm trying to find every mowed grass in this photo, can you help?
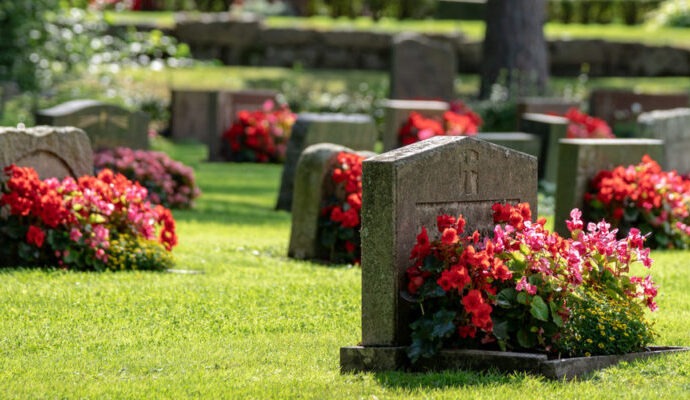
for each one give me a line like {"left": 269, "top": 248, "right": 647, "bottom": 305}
{"left": 0, "top": 141, "right": 689, "bottom": 399}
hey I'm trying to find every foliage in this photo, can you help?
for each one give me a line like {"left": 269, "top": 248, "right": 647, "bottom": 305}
{"left": 405, "top": 203, "right": 656, "bottom": 362}
{"left": 94, "top": 147, "right": 201, "bottom": 209}
{"left": 0, "top": 165, "right": 177, "bottom": 271}
{"left": 585, "top": 155, "right": 690, "bottom": 249}
{"left": 548, "top": 0, "right": 664, "bottom": 25}
{"left": 318, "top": 151, "right": 364, "bottom": 264}
{"left": 221, "top": 100, "right": 296, "bottom": 163}
{"left": 398, "top": 102, "right": 482, "bottom": 146}
{"left": 647, "top": 0, "right": 690, "bottom": 27}
{"left": 556, "top": 287, "right": 656, "bottom": 357}
{"left": 564, "top": 108, "right": 614, "bottom": 138}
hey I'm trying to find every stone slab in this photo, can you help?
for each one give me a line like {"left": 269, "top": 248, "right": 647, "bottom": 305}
{"left": 381, "top": 99, "right": 449, "bottom": 151}
{"left": 341, "top": 346, "right": 689, "bottom": 380}
{"left": 389, "top": 32, "right": 456, "bottom": 101}
{"left": 288, "top": 143, "right": 375, "bottom": 260}
{"left": 275, "top": 113, "right": 378, "bottom": 212}
{"left": 477, "top": 132, "right": 541, "bottom": 158}
{"left": 589, "top": 89, "right": 689, "bottom": 130}
{"left": 0, "top": 126, "right": 93, "bottom": 179}
{"left": 359, "top": 136, "right": 537, "bottom": 347}
{"left": 35, "top": 99, "right": 149, "bottom": 150}
{"left": 635, "top": 108, "right": 690, "bottom": 174}
{"left": 553, "top": 138, "right": 665, "bottom": 237}
{"left": 520, "top": 113, "right": 570, "bottom": 184}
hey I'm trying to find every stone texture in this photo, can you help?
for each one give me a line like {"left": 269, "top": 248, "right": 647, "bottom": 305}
{"left": 520, "top": 113, "right": 569, "bottom": 184}
{"left": 517, "top": 97, "right": 580, "bottom": 120}
{"left": 635, "top": 108, "right": 690, "bottom": 174}
{"left": 553, "top": 138, "right": 664, "bottom": 237}
{"left": 389, "top": 33, "right": 456, "bottom": 101}
{"left": 476, "top": 132, "right": 541, "bottom": 158}
{"left": 35, "top": 99, "right": 149, "bottom": 150}
{"left": 288, "top": 143, "right": 375, "bottom": 260}
{"left": 382, "top": 99, "right": 449, "bottom": 151}
{"left": 358, "top": 136, "right": 537, "bottom": 346}
{"left": 588, "top": 89, "right": 689, "bottom": 132}
{"left": 169, "top": 89, "right": 278, "bottom": 161}
{"left": 0, "top": 126, "right": 93, "bottom": 179}
{"left": 275, "top": 113, "right": 378, "bottom": 211}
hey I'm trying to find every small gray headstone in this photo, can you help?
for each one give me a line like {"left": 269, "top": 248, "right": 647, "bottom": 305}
{"left": 635, "top": 108, "right": 690, "bottom": 174}
{"left": 589, "top": 89, "right": 689, "bottom": 130}
{"left": 390, "top": 33, "right": 456, "bottom": 101}
{"left": 553, "top": 138, "right": 664, "bottom": 237}
{"left": 288, "top": 143, "right": 375, "bottom": 260}
{"left": 354, "top": 136, "right": 537, "bottom": 349}
{"left": 0, "top": 126, "right": 93, "bottom": 179}
{"left": 477, "top": 132, "right": 541, "bottom": 158}
{"left": 35, "top": 100, "right": 149, "bottom": 150}
{"left": 520, "top": 113, "right": 569, "bottom": 184}
{"left": 382, "top": 99, "right": 449, "bottom": 151}
{"left": 275, "top": 113, "right": 378, "bottom": 211}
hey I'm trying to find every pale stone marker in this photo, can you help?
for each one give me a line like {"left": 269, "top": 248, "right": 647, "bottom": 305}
{"left": 275, "top": 113, "right": 378, "bottom": 211}
{"left": 635, "top": 108, "right": 690, "bottom": 174}
{"left": 553, "top": 138, "right": 664, "bottom": 237}
{"left": 381, "top": 99, "right": 449, "bottom": 151}
{"left": 35, "top": 100, "right": 149, "bottom": 150}
{"left": 288, "top": 143, "right": 375, "bottom": 260}
{"left": 340, "top": 136, "right": 537, "bottom": 371}
{"left": 477, "top": 132, "right": 541, "bottom": 158}
{"left": 0, "top": 126, "right": 93, "bottom": 179}
{"left": 169, "top": 89, "right": 278, "bottom": 161}
{"left": 389, "top": 33, "right": 456, "bottom": 101}
{"left": 589, "top": 89, "right": 689, "bottom": 130}
{"left": 520, "top": 113, "right": 569, "bottom": 184}
{"left": 517, "top": 97, "right": 580, "bottom": 118}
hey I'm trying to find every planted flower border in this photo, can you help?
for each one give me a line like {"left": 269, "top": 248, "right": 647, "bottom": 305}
{"left": 398, "top": 102, "right": 482, "bottom": 146}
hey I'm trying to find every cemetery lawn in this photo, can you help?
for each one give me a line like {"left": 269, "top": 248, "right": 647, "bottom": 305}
{"left": 0, "top": 140, "right": 689, "bottom": 399}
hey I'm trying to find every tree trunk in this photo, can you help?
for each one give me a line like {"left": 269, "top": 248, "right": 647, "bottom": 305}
{"left": 479, "top": 0, "right": 549, "bottom": 100}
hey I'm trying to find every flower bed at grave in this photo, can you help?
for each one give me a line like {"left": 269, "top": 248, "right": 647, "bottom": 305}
{"left": 94, "top": 147, "right": 201, "bottom": 209}
{"left": 221, "top": 100, "right": 296, "bottom": 163}
{"left": 585, "top": 155, "right": 690, "bottom": 249}
{"left": 317, "top": 151, "right": 364, "bottom": 264}
{"left": 404, "top": 203, "right": 657, "bottom": 362}
{"left": 398, "top": 102, "right": 483, "bottom": 146}
{"left": 0, "top": 165, "right": 177, "bottom": 271}
{"left": 564, "top": 108, "right": 614, "bottom": 138}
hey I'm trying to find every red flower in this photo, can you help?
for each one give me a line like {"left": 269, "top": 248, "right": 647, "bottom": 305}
{"left": 441, "top": 227, "right": 459, "bottom": 245}
{"left": 26, "top": 225, "right": 46, "bottom": 248}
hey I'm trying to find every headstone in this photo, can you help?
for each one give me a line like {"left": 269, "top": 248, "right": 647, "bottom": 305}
{"left": 35, "top": 100, "right": 149, "bottom": 150}
{"left": 477, "top": 132, "right": 541, "bottom": 158}
{"left": 635, "top": 108, "right": 690, "bottom": 174}
{"left": 275, "top": 113, "right": 378, "bottom": 211}
{"left": 341, "top": 136, "right": 538, "bottom": 371}
{"left": 553, "top": 138, "right": 665, "bottom": 237}
{"left": 588, "top": 89, "right": 689, "bottom": 136}
{"left": 520, "top": 113, "right": 569, "bottom": 184}
{"left": 169, "top": 89, "right": 278, "bottom": 161}
{"left": 516, "top": 97, "right": 580, "bottom": 124}
{"left": 382, "top": 99, "right": 449, "bottom": 151}
{"left": 389, "top": 33, "right": 456, "bottom": 101}
{"left": 0, "top": 126, "right": 93, "bottom": 179}
{"left": 288, "top": 143, "right": 375, "bottom": 260}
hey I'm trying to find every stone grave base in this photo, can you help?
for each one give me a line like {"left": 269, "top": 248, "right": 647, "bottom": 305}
{"left": 340, "top": 346, "right": 688, "bottom": 380}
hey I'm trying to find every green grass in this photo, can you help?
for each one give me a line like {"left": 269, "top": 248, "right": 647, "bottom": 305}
{"left": 0, "top": 140, "right": 689, "bottom": 398}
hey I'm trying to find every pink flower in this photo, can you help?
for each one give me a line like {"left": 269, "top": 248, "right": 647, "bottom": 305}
{"left": 515, "top": 276, "right": 537, "bottom": 295}
{"left": 70, "top": 227, "right": 83, "bottom": 242}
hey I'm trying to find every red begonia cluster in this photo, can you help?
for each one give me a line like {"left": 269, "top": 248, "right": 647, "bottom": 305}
{"left": 398, "top": 102, "right": 482, "bottom": 146}
{"left": 564, "top": 108, "right": 614, "bottom": 139}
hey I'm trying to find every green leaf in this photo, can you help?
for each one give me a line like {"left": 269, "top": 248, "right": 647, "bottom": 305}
{"left": 517, "top": 291, "right": 528, "bottom": 305}
{"left": 431, "top": 310, "right": 456, "bottom": 339}
{"left": 517, "top": 328, "right": 537, "bottom": 349}
{"left": 496, "top": 288, "right": 517, "bottom": 308}
{"left": 530, "top": 295, "right": 549, "bottom": 321}
{"left": 492, "top": 318, "right": 509, "bottom": 340}
{"left": 549, "top": 301, "right": 564, "bottom": 327}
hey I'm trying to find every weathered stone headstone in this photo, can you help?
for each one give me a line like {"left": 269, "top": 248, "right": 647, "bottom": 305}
{"left": 382, "top": 99, "right": 449, "bottom": 151}
{"left": 288, "top": 143, "right": 375, "bottom": 260}
{"left": 0, "top": 126, "right": 93, "bottom": 179}
{"left": 35, "top": 100, "right": 149, "bottom": 150}
{"left": 169, "top": 89, "right": 278, "bottom": 161}
{"left": 275, "top": 113, "right": 378, "bottom": 211}
{"left": 520, "top": 113, "right": 569, "bottom": 184}
{"left": 635, "top": 108, "right": 690, "bottom": 174}
{"left": 517, "top": 97, "right": 580, "bottom": 121}
{"left": 553, "top": 138, "right": 664, "bottom": 237}
{"left": 477, "top": 132, "right": 541, "bottom": 158}
{"left": 389, "top": 32, "right": 456, "bottom": 101}
{"left": 341, "top": 136, "right": 537, "bottom": 371}
{"left": 589, "top": 89, "right": 689, "bottom": 136}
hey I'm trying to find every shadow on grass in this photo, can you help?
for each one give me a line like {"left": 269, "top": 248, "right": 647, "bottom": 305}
{"left": 372, "top": 368, "right": 528, "bottom": 389}
{"left": 174, "top": 200, "right": 289, "bottom": 226}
